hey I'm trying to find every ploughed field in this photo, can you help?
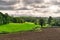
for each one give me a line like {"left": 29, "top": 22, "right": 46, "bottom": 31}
{"left": 0, "top": 28, "right": 60, "bottom": 40}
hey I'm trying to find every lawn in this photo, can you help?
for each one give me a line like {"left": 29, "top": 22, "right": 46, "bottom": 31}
{"left": 0, "top": 22, "right": 38, "bottom": 33}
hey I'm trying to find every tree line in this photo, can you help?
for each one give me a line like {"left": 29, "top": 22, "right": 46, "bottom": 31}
{"left": 0, "top": 12, "right": 60, "bottom": 27}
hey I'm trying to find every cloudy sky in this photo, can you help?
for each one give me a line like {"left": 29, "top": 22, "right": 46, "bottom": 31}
{"left": 0, "top": 0, "right": 60, "bottom": 17}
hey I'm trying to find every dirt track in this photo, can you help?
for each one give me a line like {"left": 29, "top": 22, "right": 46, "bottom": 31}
{"left": 0, "top": 28, "right": 60, "bottom": 40}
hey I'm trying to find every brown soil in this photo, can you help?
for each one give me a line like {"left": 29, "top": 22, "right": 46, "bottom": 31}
{"left": 0, "top": 28, "right": 60, "bottom": 40}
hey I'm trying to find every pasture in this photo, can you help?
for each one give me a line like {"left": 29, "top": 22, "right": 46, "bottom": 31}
{"left": 0, "top": 22, "right": 38, "bottom": 33}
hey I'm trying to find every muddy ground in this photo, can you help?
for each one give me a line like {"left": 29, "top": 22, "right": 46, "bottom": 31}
{"left": 0, "top": 28, "right": 60, "bottom": 40}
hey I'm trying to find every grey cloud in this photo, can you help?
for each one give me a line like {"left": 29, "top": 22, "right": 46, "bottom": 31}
{"left": 54, "top": 10, "right": 60, "bottom": 13}
{"left": 50, "top": 0, "right": 60, "bottom": 5}
{"left": 31, "top": 4, "right": 48, "bottom": 8}
{"left": 33, "top": 5, "right": 47, "bottom": 8}
{"left": 0, "top": 0, "right": 60, "bottom": 10}
{"left": 23, "top": 0, "right": 43, "bottom": 5}
{"left": 39, "top": 5, "right": 48, "bottom": 8}
{"left": 33, "top": 0, "right": 43, "bottom": 3}
{"left": 0, "top": 5, "right": 14, "bottom": 10}
{"left": 17, "top": 7, "right": 31, "bottom": 10}
{"left": 0, "top": 0, "right": 20, "bottom": 10}
{"left": 42, "top": 11, "right": 48, "bottom": 13}
{"left": 34, "top": 6, "right": 41, "bottom": 8}
{"left": 0, "top": 0, "right": 45, "bottom": 10}
{"left": 30, "top": 5, "right": 41, "bottom": 8}
{"left": 0, "top": 0, "right": 19, "bottom": 5}
{"left": 53, "top": 2, "right": 60, "bottom": 5}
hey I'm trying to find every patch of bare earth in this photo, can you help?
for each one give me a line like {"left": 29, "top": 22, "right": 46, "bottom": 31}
{"left": 0, "top": 28, "right": 60, "bottom": 40}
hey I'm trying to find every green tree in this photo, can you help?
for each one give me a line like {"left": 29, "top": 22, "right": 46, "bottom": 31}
{"left": 39, "top": 18, "right": 45, "bottom": 28}
{"left": 34, "top": 19, "right": 39, "bottom": 25}
{"left": 48, "top": 16, "right": 53, "bottom": 25}
{"left": 0, "top": 12, "right": 4, "bottom": 25}
{"left": 4, "top": 13, "right": 10, "bottom": 24}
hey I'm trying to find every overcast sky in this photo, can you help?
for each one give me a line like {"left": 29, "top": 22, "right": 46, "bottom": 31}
{"left": 0, "top": 0, "right": 60, "bottom": 17}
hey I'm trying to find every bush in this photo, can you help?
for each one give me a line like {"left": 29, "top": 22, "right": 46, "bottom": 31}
{"left": 0, "top": 31, "right": 9, "bottom": 34}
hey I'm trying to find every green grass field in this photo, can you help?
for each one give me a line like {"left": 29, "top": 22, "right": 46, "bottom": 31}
{"left": 0, "top": 22, "right": 38, "bottom": 33}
